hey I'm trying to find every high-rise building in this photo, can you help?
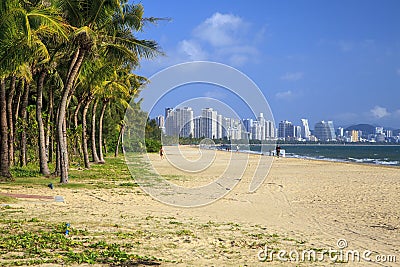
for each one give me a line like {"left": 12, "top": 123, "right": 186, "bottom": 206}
{"left": 351, "top": 130, "right": 359, "bottom": 142}
{"left": 156, "top": 115, "right": 165, "bottom": 133}
{"left": 257, "top": 113, "right": 266, "bottom": 140}
{"left": 251, "top": 121, "right": 262, "bottom": 140}
{"left": 164, "top": 107, "right": 194, "bottom": 137}
{"left": 300, "top": 119, "right": 311, "bottom": 140}
{"left": 242, "top": 119, "right": 253, "bottom": 140}
{"left": 278, "top": 120, "right": 294, "bottom": 140}
{"left": 294, "top": 126, "right": 302, "bottom": 140}
{"left": 201, "top": 108, "right": 217, "bottom": 139}
{"left": 265, "top": 120, "right": 275, "bottom": 139}
{"left": 156, "top": 115, "right": 164, "bottom": 127}
{"left": 242, "top": 119, "right": 253, "bottom": 132}
{"left": 336, "top": 127, "right": 344, "bottom": 137}
{"left": 177, "top": 107, "right": 194, "bottom": 137}
{"left": 165, "top": 109, "right": 176, "bottom": 136}
{"left": 165, "top": 107, "right": 173, "bottom": 119}
{"left": 193, "top": 117, "right": 202, "bottom": 138}
{"left": 314, "top": 121, "right": 336, "bottom": 141}
{"left": 216, "top": 114, "right": 223, "bottom": 139}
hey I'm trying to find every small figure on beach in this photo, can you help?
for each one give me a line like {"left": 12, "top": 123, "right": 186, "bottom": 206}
{"left": 159, "top": 146, "right": 164, "bottom": 159}
{"left": 276, "top": 145, "right": 281, "bottom": 158}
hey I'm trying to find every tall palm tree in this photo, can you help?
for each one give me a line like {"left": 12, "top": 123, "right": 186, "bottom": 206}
{"left": 55, "top": 0, "right": 162, "bottom": 183}
{"left": 0, "top": 0, "right": 68, "bottom": 179}
{"left": 95, "top": 67, "right": 144, "bottom": 162}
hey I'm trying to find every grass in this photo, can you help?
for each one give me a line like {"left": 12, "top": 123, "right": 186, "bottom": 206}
{"left": 0, "top": 195, "right": 18, "bottom": 204}
{"left": 0, "top": 217, "right": 163, "bottom": 266}
{"left": 2, "top": 154, "right": 147, "bottom": 190}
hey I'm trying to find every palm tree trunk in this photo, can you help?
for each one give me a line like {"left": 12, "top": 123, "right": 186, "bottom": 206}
{"left": 36, "top": 70, "right": 50, "bottom": 176}
{"left": 20, "top": 82, "right": 30, "bottom": 167}
{"left": 54, "top": 106, "right": 61, "bottom": 176}
{"left": 91, "top": 98, "right": 100, "bottom": 163}
{"left": 6, "top": 76, "right": 16, "bottom": 166}
{"left": 82, "top": 96, "right": 93, "bottom": 169}
{"left": 0, "top": 78, "right": 12, "bottom": 180}
{"left": 13, "top": 79, "right": 23, "bottom": 151}
{"left": 74, "top": 97, "right": 84, "bottom": 159}
{"left": 46, "top": 87, "right": 54, "bottom": 163}
{"left": 98, "top": 99, "right": 108, "bottom": 163}
{"left": 58, "top": 47, "right": 85, "bottom": 183}
{"left": 115, "top": 123, "right": 125, "bottom": 157}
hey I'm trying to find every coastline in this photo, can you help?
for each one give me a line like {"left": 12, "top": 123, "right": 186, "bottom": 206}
{"left": 197, "top": 144, "right": 400, "bottom": 167}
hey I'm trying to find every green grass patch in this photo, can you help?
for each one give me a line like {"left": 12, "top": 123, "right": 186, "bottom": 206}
{"left": 0, "top": 219, "right": 163, "bottom": 266}
{"left": 0, "top": 195, "right": 18, "bottom": 204}
{"left": 2, "top": 155, "right": 149, "bottom": 190}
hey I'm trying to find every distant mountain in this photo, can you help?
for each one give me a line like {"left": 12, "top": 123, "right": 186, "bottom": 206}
{"left": 344, "top": 124, "right": 376, "bottom": 135}
{"left": 394, "top": 129, "right": 400, "bottom": 136}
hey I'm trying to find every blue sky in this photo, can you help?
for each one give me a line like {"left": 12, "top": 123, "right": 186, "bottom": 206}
{"left": 134, "top": 0, "right": 400, "bottom": 129}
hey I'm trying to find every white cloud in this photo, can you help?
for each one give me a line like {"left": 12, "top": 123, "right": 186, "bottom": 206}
{"left": 141, "top": 12, "right": 263, "bottom": 70}
{"left": 370, "top": 106, "right": 390, "bottom": 119}
{"left": 275, "top": 90, "right": 293, "bottom": 99}
{"left": 204, "top": 90, "right": 226, "bottom": 99}
{"left": 280, "top": 72, "right": 303, "bottom": 81}
{"left": 193, "top": 12, "right": 246, "bottom": 47}
{"left": 178, "top": 40, "right": 208, "bottom": 60}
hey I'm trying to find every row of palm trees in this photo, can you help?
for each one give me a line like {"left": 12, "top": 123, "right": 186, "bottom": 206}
{"left": 0, "top": 0, "right": 162, "bottom": 183}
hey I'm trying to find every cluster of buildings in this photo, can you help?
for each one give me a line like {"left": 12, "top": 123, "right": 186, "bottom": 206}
{"left": 156, "top": 107, "right": 275, "bottom": 140}
{"left": 277, "top": 120, "right": 399, "bottom": 143}
{"left": 336, "top": 127, "right": 398, "bottom": 143}
{"left": 277, "top": 119, "right": 335, "bottom": 141}
{"left": 155, "top": 107, "right": 399, "bottom": 143}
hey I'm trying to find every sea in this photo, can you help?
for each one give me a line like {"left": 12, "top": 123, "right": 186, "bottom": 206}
{"left": 249, "top": 144, "right": 400, "bottom": 166}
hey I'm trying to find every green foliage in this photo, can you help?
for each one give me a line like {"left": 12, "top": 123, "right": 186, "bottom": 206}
{"left": 145, "top": 138, "right": 161, "bottom": 153}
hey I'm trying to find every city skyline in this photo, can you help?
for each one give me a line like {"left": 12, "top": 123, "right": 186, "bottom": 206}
{"left": 153, "top": 106, "right": 399, "bottom": 143}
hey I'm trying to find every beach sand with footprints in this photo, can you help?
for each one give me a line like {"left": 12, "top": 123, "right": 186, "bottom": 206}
{"left": 1, "top": 145, "right": 399, "bottom": 266}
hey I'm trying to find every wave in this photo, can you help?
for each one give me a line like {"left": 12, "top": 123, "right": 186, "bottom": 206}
{"left": 286, "top": 154, "right": 399, "bottom": 166}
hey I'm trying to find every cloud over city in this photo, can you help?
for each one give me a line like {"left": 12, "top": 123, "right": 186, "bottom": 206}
{"left": 370, "top": 106, "right": 390, "bottom": 119}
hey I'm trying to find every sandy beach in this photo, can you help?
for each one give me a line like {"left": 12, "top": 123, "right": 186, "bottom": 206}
{"left": 1, "top": 145, "right": 399, "bottom": 266}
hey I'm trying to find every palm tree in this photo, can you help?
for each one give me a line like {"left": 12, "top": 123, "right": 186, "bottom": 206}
{"left": 56, "top": 0, "right": 162, "bottom": 183}
{"left": 0, "top": 0, "right": 67, "bottom": 179}
{"left": 95, "top": 67, "right": 144, "bottom": 162}
{"left": 0, "top": 78, "right": 12, "bottom": 180}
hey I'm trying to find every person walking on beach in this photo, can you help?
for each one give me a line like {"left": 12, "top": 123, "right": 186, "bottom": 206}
{"left": 159, "top": 146, "right": 164, "bottom": 159}
{"left": 276, "top": 145, "right": 281, "bottom": 158}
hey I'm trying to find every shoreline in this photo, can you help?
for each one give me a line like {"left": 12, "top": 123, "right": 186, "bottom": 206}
{"left": 190, "top": 144, "right": 400, "bottom": 167}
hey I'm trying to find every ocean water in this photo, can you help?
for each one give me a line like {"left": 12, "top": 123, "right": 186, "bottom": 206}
{"left": 251, "top": 145, "right": 400, "bottom": 166}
